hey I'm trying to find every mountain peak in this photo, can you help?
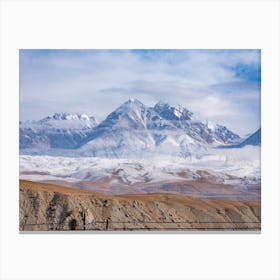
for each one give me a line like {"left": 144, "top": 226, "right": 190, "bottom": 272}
{"left": 52, "top": 112, "right": 69, "bottom": 120}
{"left": 34, "top": 112, "right": 99, "bottom": 129}
{"left": 114, "top": 99, "right": 147, "bottom": 114}
{"left": 50, "top": 112, "right": 82, "bottom": 121}
{"left": 239, "top": 128, "right": 260, "bottom": 147}
{"left": 123, "top": 98, "right": 144, "bottom": 106}
{"left": 154, "top": 100, "right": 169, "bottom": 107}
{"left": 46, "top": 112, "right": 97, "bottom": 122}
{"left": 154, "top": 101, "right": 193, "bottom": 121}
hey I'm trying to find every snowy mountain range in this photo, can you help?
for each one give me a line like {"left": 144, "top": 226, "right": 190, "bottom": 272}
{"left": 20, "top": 99, "right": 260, "bottom": 158}
{"left": 20, "top": 113, "right": 98, "bottom": 149}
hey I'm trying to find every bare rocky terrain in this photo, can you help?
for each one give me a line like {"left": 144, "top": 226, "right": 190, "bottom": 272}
{"left": 19, "top": 180, "right": 261, "bottom": 231}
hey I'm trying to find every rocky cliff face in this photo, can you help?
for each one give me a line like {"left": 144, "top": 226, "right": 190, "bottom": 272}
{"left": 19, "top": 180, "right": 261, "bottom": 231}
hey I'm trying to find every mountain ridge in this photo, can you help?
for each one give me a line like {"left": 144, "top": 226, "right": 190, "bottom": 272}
{"left": 20, "top": 99, "right": 242, "bottom": 157}
{"left": 20, "top": 113, "right": 98, "bottom": 149}
{"left": 218, "top": 128, "right": 261, "bottom": 149}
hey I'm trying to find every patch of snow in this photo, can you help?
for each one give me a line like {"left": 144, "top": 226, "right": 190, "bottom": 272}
{"left": 207, "top": 121, "right": 217, "bottom": 130}
{"left": 20, "top": 145, "right": 260, "bottom": 187}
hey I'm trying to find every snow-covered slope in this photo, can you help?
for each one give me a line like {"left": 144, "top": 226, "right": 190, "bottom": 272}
{"left": 78, "top": 99, "right": 239, "bottom": 158}
{"left": 238, "top": 128, "right": 261, "bottom": 147}
{"left": 19, "top": 145, "right": 261, "bottom": 191}
{"left": 154, "top": 101, "right": 193, "bottom": 121}
{"left": 220, "top": 128, "right": 261, "bottom": 149}
{"left": 153, "top": 101, "right": 239, "bottom": 144}
{"left": 78, "top": 99, "right": 156, "bottom": 157}
{"left": 20, "top": 113, "right": 98, "bottom": 149}
{"left": 20, "top": 99, "right": 240, "bottom": 158}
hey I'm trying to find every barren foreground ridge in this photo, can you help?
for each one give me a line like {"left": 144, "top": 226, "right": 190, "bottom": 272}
{"left": 20, "top": 180, "right": 260, "bottom": 231}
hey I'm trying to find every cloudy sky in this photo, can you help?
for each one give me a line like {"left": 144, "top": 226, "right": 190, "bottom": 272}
{"left": 20, "top": 49, "right": 260, "bottom": 136}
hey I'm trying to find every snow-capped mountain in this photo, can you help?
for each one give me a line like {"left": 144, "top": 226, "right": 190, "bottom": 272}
{"left": 154, "top": 101, "right": 193, "bottom": 121}
{"left": 20, "top": 113, "right": 98, "bottom": 149}
{"left": 219, "top": 128, "right": 261, "bottom": 149}
{"left": 152, "top": 101, "right": 239, "bottom": 145}
{"left": 78, "top": 99, "right": 239, "bottom": 158}
{"left": 20, "top": 99, "right": 240, "bottom": 158}
{"left": 237, "top": 128, "right": 261, "bottom": 147}
{"left": 78, "top": 99, "right": 160, "bottom": 157}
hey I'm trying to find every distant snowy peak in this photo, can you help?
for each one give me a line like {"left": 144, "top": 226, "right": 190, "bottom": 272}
{"left": 124, "top": 98, "right": 145, "bottom": 107}
{"left": 239, "top": 128, "right": 261, "bottom": 147}
{"left": 77, "top": 99, "right": 239, "bottom": 158}
{"left": 101, "top": 98, "right": 149, "bottom": 130}
{"left": 20, "top": 112, "right": 98, "bottom": 150}
{"left": 154, "top": 101, "right": 193, "bottom": 121}
{"left": 51, "top": 112, "right": 92, "bottom": 121}
{"left": 40, "top": 113, "right": 98, "bottom": 128}
{"left": 153, "top": 101, "right": 239, "bottom": 145}
{"left": 213, "top": 124, "right": 240, "bottom": 143}
{"left": 113, "top": 98, "right": 147, "bottom": 117}
{"left": 51, "top": 112, "right": 78, "bottom": 121}
{"left": 20, "top": 99, "right": 241, "bottom": 156}
{"left": 219, "top": 128, "right": 260, "bottom": 149}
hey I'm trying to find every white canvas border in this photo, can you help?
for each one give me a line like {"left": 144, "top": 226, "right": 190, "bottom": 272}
{"left": 0, "top": 1, "right": 280, "bottom": 279}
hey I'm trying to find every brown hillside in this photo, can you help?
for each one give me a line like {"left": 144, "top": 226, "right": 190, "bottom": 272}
{"left": 19, "top": 180, "right": 261, "bottom": 231}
